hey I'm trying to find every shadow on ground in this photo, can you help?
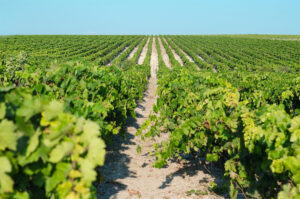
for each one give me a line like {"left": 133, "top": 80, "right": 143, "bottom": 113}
{"left": 96, "top": 118, "right": 138, "bottom": 199}
{"left": 96, "top": 96, "right": 148, "bottom": 199}
{"left": 96, "top": 87, "right": 228, "bottom": 198}
{"left": 159, "top": 155, "right": 227, "bottom": 197}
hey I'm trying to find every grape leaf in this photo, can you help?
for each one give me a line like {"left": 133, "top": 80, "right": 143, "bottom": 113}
{"left": 0, "top": 103, "right": 5, "bottom": 119}
{"left": 43, "top": 101, "right": 64, "bottom": 121}
{"left": 12, "top": 191, "right": 30, "bottom": 199}
{"left": 206, "top": 153, "right": 219, "bottom": 162}
{"left": 26, "top": 129, "right": 41, "bottom": 157}
{"left": 49, "top": 141, "right": 74, "bottom": 163}
{"left": 16, "top": 96, "right": 42, "bottom": 121}
{"left": 0, "top": 120, "right": 17, "bottom": 151}
{"left": 81, "top": 121, "right": 100, "bottom": 144}
{"left": 80, "top": 159, "right": 96, "bottom": 183}
{"left": 46, "top": 163, "right": 71, "bottom": 193}
{"left": 87, "top": 138, "right": 106, "bottom": 166}
{"left": 0, "top": 156, "right": 13, "bottom": 193}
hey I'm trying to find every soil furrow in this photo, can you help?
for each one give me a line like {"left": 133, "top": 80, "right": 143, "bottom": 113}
{"left": 197, "top": 55, "right": 205, "bottom": 62}
{"left": 138, "top": 37, "right": 150, "bottom": 65}
{"left": 172, "top": 40, "right": 195, "bottom": 63}
{"left": 163, "top": 38, "right": 184, "bottom": 66}
{"left": 107, "top": 47, "right": 129, "bottom": 66}
{"left": 128, "top": 40, "right": 143, "bottom": 60}
{"left": 98, "top": 38, "right": 223, "bottom": 199}
{"left": 158, "top": 37, "right": 172, "bottom": 69}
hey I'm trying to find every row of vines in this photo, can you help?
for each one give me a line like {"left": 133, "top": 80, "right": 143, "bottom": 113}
{"left": 138, "top": 36, "right": 300, "bottom": 198}
{"left": 0, "top": 34, "right": 299, "bottom": 198}
{"left": 0, "top": 35, "right": 151, "bottom": 198}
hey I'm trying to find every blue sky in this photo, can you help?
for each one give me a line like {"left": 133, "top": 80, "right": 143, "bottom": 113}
{"left": 0, "top": 0, "right": 299, "bottom": 35}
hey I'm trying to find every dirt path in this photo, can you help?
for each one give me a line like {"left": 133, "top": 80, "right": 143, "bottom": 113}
{"left": 197, "top": 54, "right": 217, "bottom": 72}
{"left": 158, "top": 37, "right": 172, "bottom": 69}
{"left": 163, "top": 38, "right": 183, "bottom": 66}
{"left": 108, "top": 47, "right": 129, "bottom": 66}
{"left": 98, "top": 38, "right": 223, "bottom": 199}
{"left": 167, "top": 39, "right": 203, "bottom": 71}
{"left": 170, "top": 39, "right": 195, "bottom": 63}
{"left": 128, "top": 40, "right": 144, "bottom": 60}
{"left": 197, "top": 55, "right": 205, "bottom": 62}
{"left": 198, "top": 55, "right": 217, "bottom": 73}
{"left": 138, "top": 37, "right": 150, "bottom": 65}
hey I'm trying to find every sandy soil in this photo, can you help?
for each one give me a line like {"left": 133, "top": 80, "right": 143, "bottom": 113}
{"left": 163, "top": 38, "right": 183, "bottom": 66}
{"left": 158, "top": 37, "right": 172, "bottom": 69}
{"left": 108, "top": 47, "right": 129, "bottom": 66}
{"left": 197, "top": 55, "right": 217, "bottom": 72}
{"left": 167, "top": 40, "right": 203, "bottom": 71}
{"left": 197, "top": 55, "right": 205, "bottom": 62}
{"left": 98, "top": 38, "right": 224, "bottom": 199}
{"left": 172, "top": 42, "right": 195, "bottom": 63}
{"left": 128, "top": 40, "right": 144, "bottom": 60}
{"left": 138, "top": 37, "right": 150, "bottom": 65}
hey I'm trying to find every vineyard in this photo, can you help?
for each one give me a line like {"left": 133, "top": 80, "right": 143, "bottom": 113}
{"left": 0, "top": 35, "right": 299, "bottom": 199}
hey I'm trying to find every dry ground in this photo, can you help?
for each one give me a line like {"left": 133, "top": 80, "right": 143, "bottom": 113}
{"left": 98, "top": 38, "right": 224, "bottom": 199}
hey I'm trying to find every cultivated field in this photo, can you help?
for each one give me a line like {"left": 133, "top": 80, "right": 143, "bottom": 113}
{"left": 0, "top": 35, "right": 299, "bottom": 199}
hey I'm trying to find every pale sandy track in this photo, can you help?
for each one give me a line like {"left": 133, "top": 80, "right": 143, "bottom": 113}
{"left": 197, "top": 55, "right": 217, "bottom": 72}
{"left": 180, "top": 48, "right": 195, "bottom": 63}
{"left": 98, "top": 38, "right": 223, "bottom": 199}
{"left": 127, "top": 46, "right": 139, "bottom": 60}
{"left": 163, "top": 38, "right": 184, "bottom": 66}
{"left": 168, "top": 39, "right": 203, "bottom": 71}
{"left": 108, "top": 47, "right": 128, "bottom": 66}
{"left": 158, "top": 37, "right": 172, "bottom": 69}
{"left": 198, "top": 55, "right": 217, "bottom": 72}
{"left": 197, "top": 55, "right": 205, "bottom": 62}
{"left": 128, "top": 39, "right": 144, "bottom": 60}
{"left": 170, "top": 39, "right": 195, "bottom": 63}
{"left": 150, "top": 38, "right": 159, "bottom": 77}
{"left": 138, "top": 37, "right": 150, "bottom": 65}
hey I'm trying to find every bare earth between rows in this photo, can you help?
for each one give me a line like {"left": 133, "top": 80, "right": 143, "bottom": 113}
{"left": 98, "top": 38, "right": 223, "bottom": 199}
{"left": 163, "top": 38, "right": 184, "bottom": 66}
{"left": 138, "top": 37, "right": 150, "bottom": 65}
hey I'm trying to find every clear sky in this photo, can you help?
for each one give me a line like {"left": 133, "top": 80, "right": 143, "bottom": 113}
{"left": 1, "top": 0, "right": 299, "bottom": 35}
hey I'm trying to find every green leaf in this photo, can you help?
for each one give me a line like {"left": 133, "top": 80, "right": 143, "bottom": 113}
{"left": 49, "top": 141, "right": 74, "bottom": 163}
{"left": 0, "top": 103, "right": 5, "bottom": 119}
{"left": 0, "top": 119, "right": 18, "bottom": 151}
{"left": 13, "top": 191, "right": 30, "bottom": 199}
{"left": 0, "top": 172, "right": 14, "bottom": 193}
{"left": 16, "top": 96, "right": 42, "bottom": 121}
{"left": 26, "top": 129, "right": 41, "bottom": 157}
{"left": 92, "top": 102, "right": 107, "bottom": 117}
{"left": 18, "top": 143, "right": 50, "bottom": 166}
{"left": 0, "top": 156, "right": 11, "bottom": 173}
{"left": 81, "top": 121, "right": 100, "bottom": 144}
{"left": 0, "top": 86, "right": 15, "bottom": 92}
{"left": 87, "top": 138, "right": 106, "bottom": 166}
{"left": 290, "top": 116, "right": 300, "bottom": 142}
{"left": 44, "top": 100, "right": 64, "bottom": 121}
{"left": 229, "top": 181, "right": 238, "bottom": 199}
{"left": 80, "top": 159, "right": 97, "bottom": 184}
{"left": 0, "top": 156, "right": 14, "bottom": 193}
{"left": 46, "top": 163, "right": 72, "bottom": 193}
{"left": 74, "top": 117, "right": 85, "bottom": 134}
{"left": 206, "top": 153, "right": 219, "bottom": 162}
{"left": 0, "top": 156, "right": 11, "bottom": 174}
